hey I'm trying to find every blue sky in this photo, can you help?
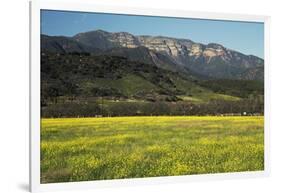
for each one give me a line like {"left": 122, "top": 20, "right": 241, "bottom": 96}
{"left": 41, "top": 10, "right": 264, "bottom": 58}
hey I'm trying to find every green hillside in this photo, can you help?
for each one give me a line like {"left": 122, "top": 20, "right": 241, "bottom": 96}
{"left": 41, "top": 52, "right": 263, "bottom": 117}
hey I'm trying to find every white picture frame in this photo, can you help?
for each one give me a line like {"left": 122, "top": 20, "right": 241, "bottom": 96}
{"left": 29, "top": 0, "right": 271, "bottom": 192}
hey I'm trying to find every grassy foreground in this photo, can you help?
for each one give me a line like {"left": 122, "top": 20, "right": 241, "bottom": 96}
{"left": 41, "top": 116, "right": 264, "bottom": 183}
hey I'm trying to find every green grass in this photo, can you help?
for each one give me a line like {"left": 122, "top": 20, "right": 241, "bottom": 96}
{"left": 41, "top": 116, "right": 264, "bottom": 183}
{"left": 179, "top": 93, "right": 240, "bottom": 103}
{"left": 171, "top": 75, "right": 241, "bottom": 103}
{"left": 91, "top": 74, "right": 157, "bottom": 96}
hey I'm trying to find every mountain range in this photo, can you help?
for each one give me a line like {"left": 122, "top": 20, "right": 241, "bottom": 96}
{"left": 41, "top": 29, "right": 264, "bottom": 81}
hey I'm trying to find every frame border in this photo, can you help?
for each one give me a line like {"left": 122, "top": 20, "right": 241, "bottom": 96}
{"left": 30, "top": 0, "right": 271, "bottom": 192}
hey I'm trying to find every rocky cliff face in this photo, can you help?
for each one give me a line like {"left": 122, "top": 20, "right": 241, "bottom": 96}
{"left": 42, "top": 30, "right": 264, "bottom": 81}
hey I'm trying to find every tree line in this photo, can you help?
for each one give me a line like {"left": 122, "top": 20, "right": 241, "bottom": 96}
{"left": 41, "top": 98, "right": 263, "bottom": 118}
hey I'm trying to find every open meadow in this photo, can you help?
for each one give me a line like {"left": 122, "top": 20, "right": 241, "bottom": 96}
{"left": 41, "top": 116, "right": 264, "bottom": 183}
